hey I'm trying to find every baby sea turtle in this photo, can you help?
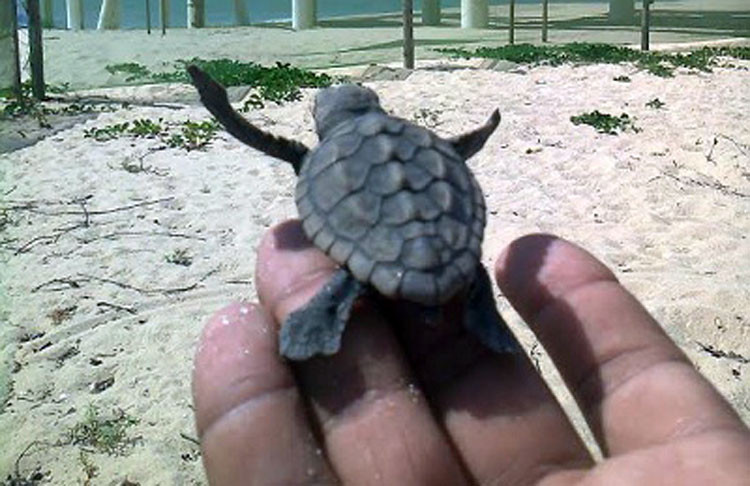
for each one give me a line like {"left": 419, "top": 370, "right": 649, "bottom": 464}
{"left": 188, "top": 66, "right": 516, "bottom": 360}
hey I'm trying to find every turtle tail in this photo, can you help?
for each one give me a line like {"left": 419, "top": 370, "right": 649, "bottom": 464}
{"left": 187, "top": 65, "right": 309, "bottom": 174}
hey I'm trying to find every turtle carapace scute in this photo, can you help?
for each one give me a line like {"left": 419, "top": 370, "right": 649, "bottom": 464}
{"left": 188, "top": 65, "right": 516, "bottom": 360}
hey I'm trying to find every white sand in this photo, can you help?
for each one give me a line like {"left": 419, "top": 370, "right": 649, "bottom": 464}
{"left": 1, "top": 55, "right": 748, "bottom": 482}
{"left": 2, "top": 0, "right": 750, "bottom": 479}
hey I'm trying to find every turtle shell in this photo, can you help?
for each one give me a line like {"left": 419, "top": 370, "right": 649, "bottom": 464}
{"left": 295, "top": 111, "right": 486, "bottom": 306}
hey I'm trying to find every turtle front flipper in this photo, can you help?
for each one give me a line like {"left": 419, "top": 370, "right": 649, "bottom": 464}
{"left": 449, "top": 109, "right": 501, "bottom": 161}
{"left": 186, "top": 65, "right": 309, "bottom": 174}
{"left": 463, "top": 265, "right": 519, "bottom": 353}
{"left": 280, "top": 268, "right": 367, "bottom": 360}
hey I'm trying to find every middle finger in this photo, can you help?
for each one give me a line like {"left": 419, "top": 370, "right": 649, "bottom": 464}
{"left": 390, "top": 274, "right": 594, "bottom": 484}
{"left": 256, "top": 221, "right": 469, "bottom": 485}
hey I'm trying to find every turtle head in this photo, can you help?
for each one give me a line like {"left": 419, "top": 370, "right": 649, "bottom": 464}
{"left": 313, "top": 84, "right": 383, "bottom": 139}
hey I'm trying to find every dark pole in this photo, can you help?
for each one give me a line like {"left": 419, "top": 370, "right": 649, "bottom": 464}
{"left": 403, "top": 0, "right": 414, "bottom": 69}
{"left": 160, "top": 0, "right": 167, "bottom": 35}
{"left": 542, "top": 0, "right": 549, "bottom": 42}
{"left": 641, "top": 0, "right": 651, "bottom": 51}
{"left": 146, "top": 0, "right": 152, "bottom": 34}
{"left": 7, "top": 0, "right": 22, "bottom": 97}
{"left": 27, "top": 0, "right": 45, "bottom": 99}
{"left": 509, "top": 0, "right": 515, "bottom": 45}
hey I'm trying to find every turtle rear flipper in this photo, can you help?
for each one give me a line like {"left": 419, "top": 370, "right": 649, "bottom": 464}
{"left": 280, "top": 268, "right": 367, "bottom": 360}
{"left": 449, "top": 109, "right": 501, "bottom": 161}
{"left": 187, "top": 65, "right": 309, "bottom": 174}
{"left": 464, "top": 265, "right": 519, "bottom": 353}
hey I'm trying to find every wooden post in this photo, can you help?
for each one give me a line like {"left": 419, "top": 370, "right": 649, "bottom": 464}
{"left": 641, "top": 0, "right": 651, "bottom": 51}
{"left": 542, "top": 0, "right": 548, "bottom": 42}
{"left": 403, "top": 0, "right": 414, "bottom": 69}
{"left": 66, "top": 0, "right": 84, "bottom": 30}
{"left": 234, "top": 0, "right": 249, "bottom": 25}
{"left": 98, "top": 0, "right": 121, "bottom": 30}
{"left": 509, "top": 0, "right": 515, "bottom": 45}
{"left": 187, "top": 0, "right": 205, "bottom": 28}
{"left": 146, "top": 0, "right": 152, "bottom": 33}
{"left": 27, "top": 0, "right": 45, "bottom": 100}
{"left": 0, "top": 0, "right": 22, "bottom": 96}
{"left": 160, "top": 0, "right": 169, "bottom": 35}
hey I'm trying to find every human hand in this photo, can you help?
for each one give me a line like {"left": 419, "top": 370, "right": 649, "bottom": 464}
{"left": 193, "top": 221, "right": 750, "bottom": 485}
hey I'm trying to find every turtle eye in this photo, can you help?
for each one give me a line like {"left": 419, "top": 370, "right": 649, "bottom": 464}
{"left": 348, "top": 107, "right": 372, "bottom": 117}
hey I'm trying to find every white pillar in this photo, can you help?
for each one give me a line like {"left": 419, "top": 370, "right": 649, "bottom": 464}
{"left": 97, "top": 0, "right": 121, "bottom": 30}
{"left": 0, "top": 0, "right": 21, "bottom": 92}
{"left": 461, "top": 0, "right": 488, "bottom": 29}
{"left": 67, "top": 0, "right": 84, "bottom": 30}
{"left": 609, "top": 0, "right": 635, "bottom": 23}
{"left": 187, "top": 0, "right": 204, "bottom": 28}
{"left": 422, "top": 0, "right": 440, "bottom": 26}
{"left": 292, "top": 0, "right": 315, "bottom": 30}
{"left": 234, "top": 0, "right": 249, "bottom": 25}
{"left": 41, "top": 0, "right": 54, "bottom": 28}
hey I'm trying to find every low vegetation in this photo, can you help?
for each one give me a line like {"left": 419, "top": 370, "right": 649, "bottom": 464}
{"left": 0, "top": 82, "right": 108, "bottom": 128}
{"left": 106, "top": 58, "right": 337, "bottom": 107}
{"left": 570, "top": 110, "right": 640, "bottom": 135}
{"left": 438, "top": 43, "right": 750, "bottom": 77}
{"left": 66, "top": 405, "right": 139, "bottom": 455}
{"left": 646, "top": 98, "right": 666, "bottom": 109}
{"left": 83, "top": 117, "right": 219, "bottom": 151}
{"left": 0, "top": 59, "right": 334, "bottom": 134}
{"left": 165, "top": 248, "right": 193, "bottom": 266}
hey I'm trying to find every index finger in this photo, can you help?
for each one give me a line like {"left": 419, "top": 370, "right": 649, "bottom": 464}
{"left": 192, "top": 302, "right": 336, "bottom": 484}
{"left": 495, "top": 234, "right": 747, "bottom": 456}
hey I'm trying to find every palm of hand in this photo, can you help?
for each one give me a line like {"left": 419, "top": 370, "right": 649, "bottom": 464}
{"left": 193, "top": 226, "right": 750, "bottom": 485}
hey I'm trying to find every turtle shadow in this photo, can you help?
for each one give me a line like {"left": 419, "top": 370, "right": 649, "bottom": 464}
{"left": 269, "top": 219, "right": 315, "bottom": 252}
{"left": 273, "top": 226, "right": 603, "bottom": 437}
{"left": 442, "top": 235, "right": 602, "bottom": 430}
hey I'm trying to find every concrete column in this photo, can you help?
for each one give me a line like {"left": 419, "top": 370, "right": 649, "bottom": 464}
{"left": 187, "top": 0, "right": 205, "bottom": 28}
{"left": 67, "top": 0, "right": 84, "bottom": 30}
{"left": 292, "top": 0, "right": 316, "bottom": 30}
{"left": 234, "top": 0, "right": 249, "bottom": 26}
{"left": 41, "top": 0, "right": 54, "bottom": 28}
{"left": 0, "top": 0, "right": 21, "bottom": 93}
{"left": 422, "top": 0, "right": 440, "bottom": 26}
{"left": 160, "top": 0, "right": 170, "bottom": 32}
{"left": 461, "top": 0, "right": 488, "bottom": 29}
{"left": 609, "top": 0, "right": 635, "bottom": 23}
{"left": 97, "top": 0, "right": 121, "bottom": 30}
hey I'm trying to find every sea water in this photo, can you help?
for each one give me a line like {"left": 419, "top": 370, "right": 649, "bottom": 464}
{"left": 17, "top": 0, "right": 606, "bottom": 30}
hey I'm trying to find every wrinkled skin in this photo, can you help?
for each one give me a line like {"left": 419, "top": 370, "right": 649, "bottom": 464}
{"left": 193, "top": 225, "right": 750, "bottom": 485}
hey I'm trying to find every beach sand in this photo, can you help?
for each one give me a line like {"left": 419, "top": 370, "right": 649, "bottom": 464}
{"left": 1, "top": 2, "right": 749, "bottom": 484}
